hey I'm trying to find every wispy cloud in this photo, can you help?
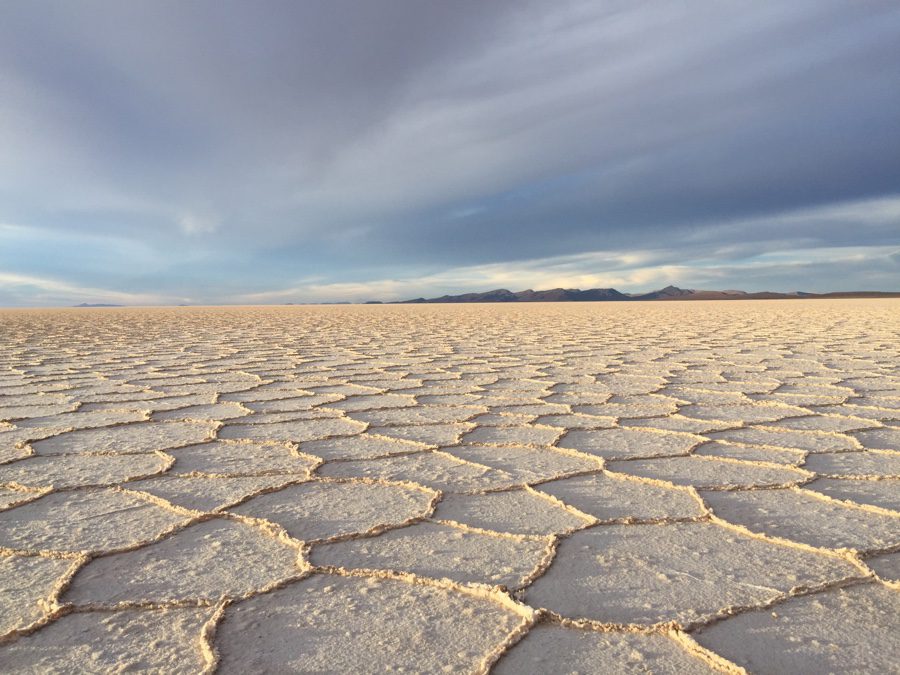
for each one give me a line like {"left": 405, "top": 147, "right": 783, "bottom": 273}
{"left": 234, "top": 244, "right": 900, "bottom": 304}
{"left": 0, "top": 272, "right": 168, "bottom": 307}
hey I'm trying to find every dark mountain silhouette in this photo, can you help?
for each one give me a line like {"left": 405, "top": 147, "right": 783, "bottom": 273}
{"left": 403, "top": 289, "right": 518, "bottom": 303}
{"left": 402, "top": 287, "right": 629, "bottom": 303}
{"left": 398, "top": 286, "right": 900, "bottom": 303}
{"left": 629, "top": 285, "right": 697, "bottom": 300}
{"left": 517, "top": 288, "right": 629, "bottom": 302}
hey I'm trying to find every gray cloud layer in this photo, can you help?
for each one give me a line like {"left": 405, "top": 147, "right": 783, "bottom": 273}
{"left": 1, "top": 1, "right": 899, "bottom": 305}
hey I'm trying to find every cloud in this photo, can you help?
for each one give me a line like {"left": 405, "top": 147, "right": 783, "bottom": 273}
{"left": 0, "top": 272, "right": 168, "bottom": 307}
{"left": 0, "top": 1, "right": 899, "bottom": 305}
{"left": 178, "top": 213, "right": 218, "bottom": 235}
{"left": 232, "top": 196, "right": 900, "bottom": 302}
{"left": 247, "top": 242, "right": 900, "bottom": 304}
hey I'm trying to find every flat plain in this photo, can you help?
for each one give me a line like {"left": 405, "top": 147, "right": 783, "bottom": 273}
{"left": 1, "top": 300, "right": 898, "bottom": 673}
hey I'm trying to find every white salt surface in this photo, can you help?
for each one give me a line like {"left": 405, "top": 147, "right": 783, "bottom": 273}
{"left": 0, "top": 300, "right": 898, "bottom": 671}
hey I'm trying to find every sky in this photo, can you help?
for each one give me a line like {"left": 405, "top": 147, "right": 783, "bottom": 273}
{"left": 1, "top": 0, "right": 899, "bottom": 306}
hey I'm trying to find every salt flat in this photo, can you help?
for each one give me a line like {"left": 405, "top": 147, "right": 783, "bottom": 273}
{"left": 0, "top": 300, "right": 898, "bottom": 673}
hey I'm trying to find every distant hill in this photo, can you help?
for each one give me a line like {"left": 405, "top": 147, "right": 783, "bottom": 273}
{"left": 401, "top": 287, "right": 629, "bottom": 303}
{"left": 73, "top": 303, "right": 123, "bottom": 307}
{"left": 399, "top": 286, "right": 900, "bottom": 303}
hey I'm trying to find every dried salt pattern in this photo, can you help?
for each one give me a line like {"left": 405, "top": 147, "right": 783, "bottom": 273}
{"left": 0, "top": 300, "right": 897, "bottom": 670}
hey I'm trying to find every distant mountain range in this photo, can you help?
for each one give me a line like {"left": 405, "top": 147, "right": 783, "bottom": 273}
{"left": 400, "top": 285, "right": 900, "bottom": 303}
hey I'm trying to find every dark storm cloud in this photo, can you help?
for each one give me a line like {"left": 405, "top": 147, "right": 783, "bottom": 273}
{"left": 0, "top": 0, "right": 898, "bottom": 304}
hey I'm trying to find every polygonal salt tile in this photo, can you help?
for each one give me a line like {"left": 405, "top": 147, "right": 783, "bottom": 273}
{"left": 480, "top": 378, "right": 549, "bottom": 393}
{"left": 593, "top": 375, "right": 667, "bottom": 395}
{"left": 607, "top": 456, "right": 811, "bottom": 489}
{"left": 434, "top": 489, "right": 592, "bottom": 535}
{"left": 73, "top": 390, "right": 160, "bottom": 405}
{"left": 468, "top": 413, "right": 537, "bottom": 427}
{"left": 215, "top": 574, "right": 527, "bottom": 674}
{"left": 325, "top": 393, "right": 417, "bottom": 412}
{"left": 0, "top": 489, "right": 187, "bottom": 553}
{"left": 558, "top": 428, "right": 701, "bottom": 459}
{"left": 129, "top": 374, "right": 203, "bottom": 388}
{"left": 623, "top": 415, "right": 736, "bottom": 434}
{"left": 0, "top": 487, "right": 46, "bottom": 510}
{"left": 773, "top": 415, "right": 876, "bottom": 432}
{"left": 64, "top": 518, "right": 300, "bottom": 605}
{"left": 220, "top": 382, "right": 319, "bottom": 399}
{"left": 15, "top": 408, "right": 149, "bottom": 431}
{"left": 0, "top": 554, "right": 74, "bottom": 634}
{"left": 0, "top": 453, "right": 170, "bottom": 489}
{"left": 803, "top": 477, "right": 900, "bottom": 512}
{"left": 669, "top": 378, "right": 756, "bottom": 394}
{"left": 217, "top": 417, "right": 365, "bottom": 443}
{"left": 852, "top": 427, "right": 900, "bottom": 451}
{"left": 816, "top": 403, "right": 900, "bottom": 422}
{"left": 660, "top": 387, "right": 751, "bottom": 405}
{"left": 694, "top": 440, "right": 806, "bottom": 465}
{"left": 407, "top": 390, "right": 476, "bottom": 403}
{"left": 310, "top": 521, "right": 548, "bottom": 588}
{"left": 765, "top": 392, "right": 847, "bottom": 406}
{"left": 548, "top": 382, "right": 613, "bottom": 398}
{"left": 0, "top": 381, "right": 44, "bottom": 395}
{"left": 678, "top": 403, "right": 808, "bottom": 424}
{"left": 486, "top": 403, "right": 571, "bottom": 417}
{"left": 154, "top": 383, "right": 253, "bottom": 397}
{"left": 192, "top": 372, "right": 260, "bottom": 387}
{"left": 230, "top": 480, "right": 436, "bottom": 541}
{"left": 460, "top": 425, "right": 562, "bottom": 446}
{"left": 31, "top": 421, "right": 217, "bottom": 456}
{"left": 709, "top": 379, "right": 781, "bottom": 395}
{"left": 703, "top": 488, "right": 900, "bottom": 551}
{"left": 0, "top": 606, "right": 211, "bottom": 673}
{"left": 776, "top": 382, "right": 853, "bottom": 396}
{"left": 573, "top": 395, "right": 679, "bottom": 418}
{"left": 300, "top": 433, "right": 429, "bottom": 460}
{"left": 0, "top": 394, "right": 72, "bottom": 409}
{"left": 125, "top": 475, "right": 299, "bottom": 511}
{"left": 153, "top": 402, "right": 250, "bottom": 421}
{"left": 304, "top": 383, "right": 381, "bottom": 396}
{"left": 168, "top": 440, "right": 316, "bottom": 476}
{"left": 706, "top": 426, "right": 857, "bottom": 452}
{"left": 524, "top": 522, "right": 860, "bottom": 626}
{"left": 533, "top": 413, "right": 616, "bottom": 429}
{"left": 693, "top": 584, "right": 900, "bottom": 673}
{"left": 227, "top": 409, "right": 343, "bottom": 425}
{"left": 125, "top": 394, "right": 219, "bottom": 413}
{"left": 543, "top": 392, "right": 614, "bottom": 406}
{"left": 843, "top": 377, "right": 900, "bottom": 393}
{"left": 367, "top": 423, "right": 474, "bottom": 446}
{"left": 803, "top": 450, "right": 900, "bottom": 478}
{"left": 865, "top": 551, "right": 900, "bottom": 583}
{"left": 0, "top": 402, "right": 78, "bottom": 422}
{"left": 446, "top": 445, "right": 601, "bottom": 484}
{"left": 347, "top": 405, "right": 486, "bottom": 426}
{"left": 538, "top": 473, "right": 703, "bottom": 521}
{"left": 0, "top": 430, "right": 32, "bottom": 463}
{"left": 494, "top": 624, "right": 716, "bottom": 674}
{"left": 242, "top": 394, "right": 345, "bottom": 413}
{"left": 367, "top": 376, "right": 426, "bottom": 390}
{"left": 415, "top": 382, "right": 487, "bottom": 396}
{"left": 317, "top": 452, "right": 518, "bottom": 493}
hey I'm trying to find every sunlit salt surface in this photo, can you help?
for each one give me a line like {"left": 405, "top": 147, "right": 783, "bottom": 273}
{"left": 1, "top": 300, "right": 898, "bottom": 673}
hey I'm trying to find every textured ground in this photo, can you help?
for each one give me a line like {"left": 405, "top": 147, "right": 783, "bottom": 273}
{"left": 0, "top": 300, "right": 898, "bottom": 674}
